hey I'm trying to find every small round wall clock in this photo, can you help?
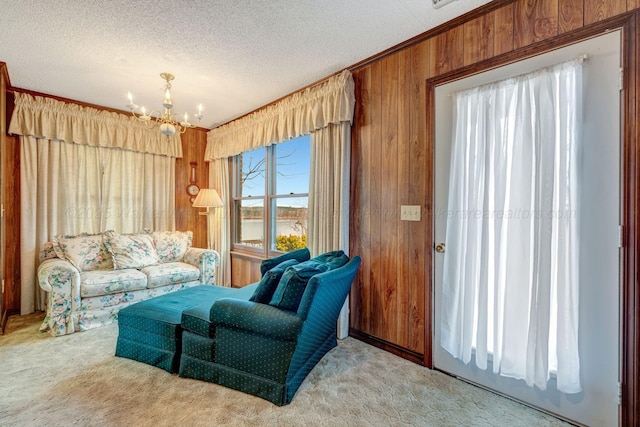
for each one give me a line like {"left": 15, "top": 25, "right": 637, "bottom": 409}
{"left": 187, "top": 183, "right": 200, "bottom": 198}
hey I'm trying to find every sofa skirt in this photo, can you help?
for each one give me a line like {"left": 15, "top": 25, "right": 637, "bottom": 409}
{"left": 178, "top": 330, "right": 338, "bottom": 406}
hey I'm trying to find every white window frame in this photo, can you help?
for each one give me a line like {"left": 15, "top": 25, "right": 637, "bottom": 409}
{"left": 231, "top": 136, "right": 309, "bottom": 257}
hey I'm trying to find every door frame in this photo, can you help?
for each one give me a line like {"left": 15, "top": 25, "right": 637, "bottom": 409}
{"left": 424, "top": 12, "right": 639, "bottom": 426}
{"left": 0, "top": 63, "right": 7, "bottom": 334}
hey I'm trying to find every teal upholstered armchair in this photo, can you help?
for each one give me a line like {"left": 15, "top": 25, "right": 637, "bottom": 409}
{"left": 178, "top": 249, "right": 361, "bottom": 405}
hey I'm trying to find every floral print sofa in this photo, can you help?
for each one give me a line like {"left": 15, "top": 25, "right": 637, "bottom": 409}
{"left": 37, "top": 230, "right": 219, "bottom": 336}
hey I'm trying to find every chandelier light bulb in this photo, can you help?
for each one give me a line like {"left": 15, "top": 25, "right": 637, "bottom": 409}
{"left": 195, "top": 103, "right": 204, "bottom": 121}
{"left": 163, "top": 88, "right": 173, "bottom": 109}
{"left": 180, "top": 112, "right": 190, "bottom": 127}
{"left": 126, "top": 91, "right": 138, "bottom": 110}
{"left": 140, "top": 106, "right": 151, "bottom": 120}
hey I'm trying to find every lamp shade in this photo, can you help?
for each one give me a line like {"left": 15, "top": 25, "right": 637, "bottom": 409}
{"left": 192, "top": 188, "right": 223, "bottom": 208}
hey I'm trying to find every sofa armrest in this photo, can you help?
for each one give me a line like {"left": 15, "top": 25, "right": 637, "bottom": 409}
{"left": 183, "top": 248, "right": 220, "bottom": 285}
{"left": 37, "top": 258, "right": 82, "bottom": 336}
{"left": 211, "top": 298, "right": 303, "bottom": 341}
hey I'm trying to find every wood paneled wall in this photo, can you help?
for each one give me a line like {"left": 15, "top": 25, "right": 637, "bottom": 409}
{"left": 230, "top": 252, "right": 262, "bottom": 288}
{"left": 175, "top": 127, "right": 209, "bottom": 249}
{"left": 348, "top": 0, "right": 640, "bottom": 423}
{"left": 350, "top": 49, "right": 428, "bottom": 359}
{"left": 0, "top": 63, "right": 5, "bottom": 331}
{"left": 2, "top": 89, "right": 20, "bottom": 321}
{"left": 348, "top": 0, "right": 637, "bottom": 359}
{"left": 0, "top": 63, "right": 14, "bottom": 331}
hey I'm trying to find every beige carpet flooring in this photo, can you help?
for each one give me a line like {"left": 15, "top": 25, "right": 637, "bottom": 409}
{"left": 0, "top": 313, "right": 573, "bottom": 427}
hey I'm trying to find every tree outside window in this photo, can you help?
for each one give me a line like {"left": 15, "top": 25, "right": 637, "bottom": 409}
{"left": 233, "top": 135, "right": 310, "bottom": 255}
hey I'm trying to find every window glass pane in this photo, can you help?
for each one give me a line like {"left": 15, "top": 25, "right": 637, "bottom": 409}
{"left": 235, "top": 199, "right": 264, "bottom": 249}
{"left": 275, "top": 135, "right": 310, "bottom": 196}
{"left": 271, "top": 196, "right": 308, "bottom": 252}
{"left": 239, "top": 147, "right": 266, "bottom": 197}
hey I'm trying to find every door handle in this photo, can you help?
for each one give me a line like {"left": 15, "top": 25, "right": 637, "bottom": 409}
{"left": 435, "top": 243, "right": 446, "bottom": 253}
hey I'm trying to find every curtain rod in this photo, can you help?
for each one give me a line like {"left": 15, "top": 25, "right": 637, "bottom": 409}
{"left": 447, "top": 53, "right": 590, "bottom": 97}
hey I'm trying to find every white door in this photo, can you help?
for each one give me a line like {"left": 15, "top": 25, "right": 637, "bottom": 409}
{"left": 433, "top": 31, "right": 621, "bottom": 427}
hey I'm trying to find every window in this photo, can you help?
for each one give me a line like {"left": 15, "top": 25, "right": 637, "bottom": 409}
{"left": 232, "top": 135, "right": 310, "bottom": 255}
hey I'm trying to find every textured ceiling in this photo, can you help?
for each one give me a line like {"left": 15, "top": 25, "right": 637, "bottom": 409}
{"left": 0, "top": 0, "right": 491, "bottom": 129}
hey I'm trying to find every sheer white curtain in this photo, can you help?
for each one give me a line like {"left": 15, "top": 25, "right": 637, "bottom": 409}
{"left": 11, "top": 93, "right": 179, "bottom": 314}
{"left": 441, "top": 59, "right": 583, "bottom": 394}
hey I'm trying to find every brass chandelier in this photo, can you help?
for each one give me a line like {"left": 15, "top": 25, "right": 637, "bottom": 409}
{"left": 126, "top": 72, "right": 204, "bottom": 136}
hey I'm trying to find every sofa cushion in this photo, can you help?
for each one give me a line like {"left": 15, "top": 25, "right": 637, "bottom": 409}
{"left": 149, "top": 230, "right": 193, "bottom": 263}
{"left": 269, "top": 260, "right": 330, "bottom": 312}
{"left": 310, "top": 250, "right": 350, "bottom": 270}
{"left": 103, "top": 230, "right": 159, "bottom": 270}
{"left": 260, "top": 247, "right": 310, "bottom": 276}
{"left": 140, "top": 262, "right": 200, "bottom": 289}
{"left": 79, "top": 269, "right": 148, "bottom": 298}
{"left": 52, "top": 232, "right": 113, "bottom": 271}
{"left": 250, "top": 259, "right": 299, "bottom": 304}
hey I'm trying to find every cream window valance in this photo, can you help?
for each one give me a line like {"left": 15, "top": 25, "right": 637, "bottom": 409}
{"left": 205, "top": 69, "right": 355, "bottom": 160}
{"left": 8, "top": 92, "right": 182, "bottom": 158}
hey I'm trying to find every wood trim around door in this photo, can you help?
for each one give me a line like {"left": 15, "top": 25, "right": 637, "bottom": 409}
{"left": 620, "top": 11, "right": 639, "bottom": 427}
{"left": 424, "top": 12, "right": 639, "bottom": 427}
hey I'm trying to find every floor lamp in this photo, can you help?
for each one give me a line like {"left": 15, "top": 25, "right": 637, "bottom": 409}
{"left": 192, "top": 188, "right": 223, "bottom": 249}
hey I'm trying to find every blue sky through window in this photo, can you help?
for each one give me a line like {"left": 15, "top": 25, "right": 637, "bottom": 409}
{"left": 240, "top": 135, "right": 310, "bottom": 205}
{"left": 275, "top": 134, "right": 310, "bottom": 197}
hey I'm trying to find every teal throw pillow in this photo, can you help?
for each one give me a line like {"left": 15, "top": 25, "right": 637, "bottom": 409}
{"left": 260, "top": 247, "right": 310, "bottom": 276}
{"left": 310, "top": 250, "right": 350, "bottom": 270}
{"left": 249, "top": 259, "right": 299, "bottom": 304}
{"left": 269, "top": 260, "right": 330, "bottom": 312}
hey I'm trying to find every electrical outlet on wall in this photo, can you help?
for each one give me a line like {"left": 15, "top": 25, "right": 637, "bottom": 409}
{"left": 432, "top": 0, "right": 457, "bottom": 9}
{"left": 400, "top": 205, "right": 421, "bottom": 221}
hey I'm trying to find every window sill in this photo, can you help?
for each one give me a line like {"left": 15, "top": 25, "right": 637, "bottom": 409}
{"left": 230, "top": 251, "right": 267, "bottom": 262}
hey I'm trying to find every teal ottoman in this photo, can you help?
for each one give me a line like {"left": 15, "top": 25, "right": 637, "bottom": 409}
{"left": 115, "top": 284, "right": 256, "bottom": 373}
